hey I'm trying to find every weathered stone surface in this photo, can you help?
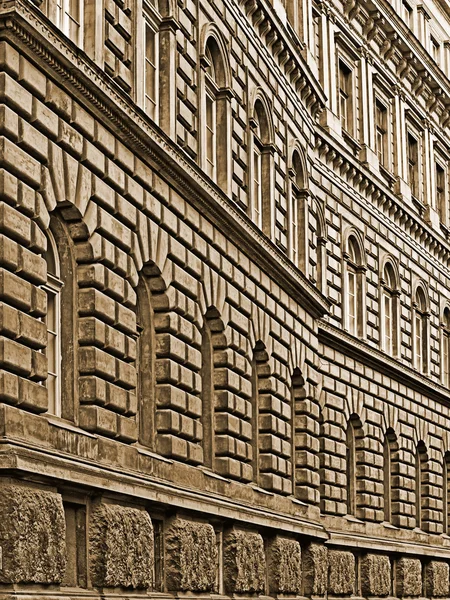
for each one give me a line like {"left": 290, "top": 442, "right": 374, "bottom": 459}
{"left": 396, "top": 557, "right": 422, "bottom": 597}
{"left": 267, "top": 536, "right": 302, "bottom": 594}
{"left": 89, "top": 501, "right": 154, "bottom": 589}
{"left": 0, "top": 484, "right": 65, "bottom": 583}
{"left": 223, "top": 529, "right": 266, "bottom": 594}
{"left": 361, "top": 554, "right": 391, "bottom": 597}
{"left": 328, "top": 550, "right": 355, "bottom": 596}
{"left": 425, "top": 562, "right": 449, "bottom": 598}
{"left": 303, "top": 542, "right": 328, "bottom": 596}
{"left": 165, "top": 517, "right": 217, "bottom": 592}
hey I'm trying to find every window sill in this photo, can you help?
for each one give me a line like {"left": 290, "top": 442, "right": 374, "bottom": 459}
{"left": 342, "top": 129, "right": 362, "bottom": 154}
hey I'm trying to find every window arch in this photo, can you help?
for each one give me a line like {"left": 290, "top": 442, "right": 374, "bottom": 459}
{"left": 250, "top": 93, "right": 274, "bottom": 237}
{"left": 413, "top": 285, "right": 429, "bottom": 373}
{"left": 380, "top": 260, "right": 400, "bottom": 356}
{"left": 289, "top": 148, "right": 309, "bottom": 272}
{"left": 200, "top": 29, "right": 232, "bottom": 194}
{"left": 441, "top": 308, "right": 450, "bottom": 386}
{"left": 343, "top": 233, "right": 365, "bottom": 338}
{"left": 383, "top": 429, "right": 399, "bottom": 523}
{"left": 415, "top": 442, "right": 428, "bottom": 529}
{"left": 43, "top": 228, "right": 63, "bottom": 417}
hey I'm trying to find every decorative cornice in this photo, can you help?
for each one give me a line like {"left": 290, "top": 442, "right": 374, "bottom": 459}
{"left": 0, "top": 0, "right": 330, "bottom": 319}
{"left": 318, "top": 320, "right": 450, "bottom": 408}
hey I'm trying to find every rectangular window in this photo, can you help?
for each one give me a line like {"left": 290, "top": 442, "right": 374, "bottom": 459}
{"left": 144, "top": 21, "right": 158, "bottom": 121}
{"left": 205, "top": 90, "right": 216, "bottom": 180}
{"left": 436, "top": 162, "right": 446, "bottom": 222}
{"left": 56, "top": 0, "right": 82, "bottom": 46}
{"left": 46, "top": 286, "right": 61, "bottom": 416}
{"left": 339, "top": 61, "right": 352, "bottom": 133}
{"left": 63, "top": 503, "right": 87, "bottom": 588}
{"left": 431, "top": 37, "right": 440, "bottom": 64}
{"left": 348, "top": 268, "right": 357, "bottom": 336}
{"left": 407, "top": 133, "right": 419, "bottom": 197}
{"left": 402, "top": 1, "right": 412, "bottom": 27}
{"left": 384, "top": 294, "right": 392, "bottom": 354}
{"left": 313, "top": 13, "right": 321, "bottom": 60}
{"left": 253, "top": 146, "right": 262, "bottom": 228}
{"left": 444, "top": 334, "right": 450, "bottom": 387}
{"left": 415, "top": 313, "right": 423, "bottom": 371}
{"left": 375, "top": 100, "right": 388, "bottom": 167}
{"left": 291, "top": 194, "right": 298, "bottom": 265}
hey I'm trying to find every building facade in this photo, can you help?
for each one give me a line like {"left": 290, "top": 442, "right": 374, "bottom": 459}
{"left": 1, "top": 0, "right": 450, "bottom": 595}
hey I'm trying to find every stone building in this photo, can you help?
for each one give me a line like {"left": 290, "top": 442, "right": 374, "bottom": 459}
{"left": 1, "top": 0, "right": 450, "bottom": 595}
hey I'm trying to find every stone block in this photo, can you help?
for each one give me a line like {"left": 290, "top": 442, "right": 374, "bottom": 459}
{"left": 223, "top": 528, "right": 266, "bottom": 594}
{"left": 328, "top": 550, "right": 355, "bottom": 596}
{"left": 425, "top": 562, "right": 449, "bottom": 598}
{"left": 0, "top": 484, "right": 65, "bottom": 583}
{"left": 361, "top": 554, "right": 391, "bottom": 597}
{"left": 165, "top": 517, "right": 217, "bottom": 592}
{"left": 396, "top": 557, "right": 422, "bottom": 597}
{"left": 89, "top": 501, "right": 153, "bottom": 589}
{"left": 303, "top": 543, "right": 328, "bottom": 596}
{"left": 267, "top": 536, "right": 302, "bottom": 594}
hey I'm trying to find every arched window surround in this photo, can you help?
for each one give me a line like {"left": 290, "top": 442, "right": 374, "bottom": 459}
{"left": 200, "top": 25, "right": 233, "bottom": 194}
{"left": 345, "top": 414, "right": 364, "bottom": 517}
{"left": 412, "top": 283, "right": 430, "bottom": 374}
{"left": 379, "top": 257, "right": 400, "bottom": 357}
{"left": 441, "top": 307, "right": 450, "bottom": 386}
{"left": 249, "top": 90, "right": 275, "bottom": 238}
{"left": 342, "top": 230, "right": 366, "bottom": 338}
{"left": 383, "top": 429, "right": 399, "bottom": 524}
{"left": 288, "top": 144, "right": 310, "bottom": 275}
{"left": 415, "top": 441, "right": 429, "bottom": 530}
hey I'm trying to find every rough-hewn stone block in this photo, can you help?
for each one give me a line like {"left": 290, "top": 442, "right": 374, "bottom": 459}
{"left": 0, "top": 484, "right": 65, "bottom": 583}
{"left": 303, "top": 542, "right": 328, "bottom": 596}
{"left": 165, "top": 517, "right": 217, "bottom": 592}
{"left": 267, "top": 536, "right": 302, "bottom": 594}
{"left": 89, "top": 501, "right": 153, "bottom": 589}
{"left": 223, "top": 528, "right": 266, "bottom": 594}
{"left": 328, "top": 550, "right": 355, "bottom": 596}
{"left": 396, "top": 557, "right": 422, "bottom": 597}
{"left": 361, "top": 554, "right": 391, "bottom": 597}
{"left": 425, "top": 561, "right": 449, "bottom": 598}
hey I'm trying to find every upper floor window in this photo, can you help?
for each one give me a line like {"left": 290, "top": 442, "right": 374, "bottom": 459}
{"left": 344, "top": 234, "right": 365, "bottom": 338}
{"left": 55, "top": 0, "right": 83, "bottom": 46}
{"left": 407, "top": 132, "right": 419, "bottom": 198}
{"left": 375, "top": 100, "right": 388, "bottom": 167}
{"left": 144, "top": 16, "right": 159, "bottom": 122}
{"left": 436, "top": 162, "right": 446, "bottom": 224}
{"left": 338, "top": 60, "right": 352, "bottom": 134}
{"left": 381, "top": 262, "right": 399, "bottom": 356}
{"left": 44, "top": 230, "right": 63, "bottom": 416}
{"left": 200, "top": 30, "right": 232, "bottom": 194}
{"left": 431, "top": 36, "right": 440, "bottom": 65}
{"left": 402, "top": 0, "right": 412, "bottom": 27}
{"left": 289, "top": 149, "right": 307, "bottom": 266}
{"left": 413, "top": 286, "right": 428, "bottom": 373}
{"left": 442, "top": 308, "right": 450, "bottom": 387}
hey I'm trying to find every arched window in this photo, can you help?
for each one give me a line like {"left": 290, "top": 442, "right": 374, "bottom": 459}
{"left": 415, "top": 442, "right": 428, "bottom": 529}
{"left": 441, "top": 308, "right": 450, "bottom": 386}
{"left": 383, "top": 430, "right": 399, "bottom": 523}
{"left": 343, "top": 235, "right": 365, "bottom": 338}
{"left": 289, "top": 149, "right": 308, "bottom": 271}
{"left": 443, "top": 453, "right": 450, "bottom": 535}
{"left": 250, "top": 96, "right": 274, "bottom": 237}
{"left": 413, "top": 286, "right": 429, "bottom": 373}
{"left": 44, "top": 229, "right": 63, "bottom": 416}
{"left": 200, "top": 32, "right": 232, "bottom": 193}
{"left": 346, "top": 418, "right": 357, "bottom": 515}
{"left": 380, "top": 262, "right": 399, "bottom": 356}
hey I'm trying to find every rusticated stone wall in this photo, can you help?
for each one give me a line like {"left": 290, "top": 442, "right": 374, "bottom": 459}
{"left": 89, "top": 501, "right": 154, "bottom": 589}
{"left": 303, "top": 542, "right": 328, "bottom": 596}
{"left": 328, "top": 550, "right": 356, "bottom": 596}
{"left": 361, "top": 554, "right": 391, "bottom": 597}
{"left": 396, "top": 557, "right": 423, "bottom": 597}
{"left": 165, "top": 517, "right": 217, "bottom": 592}
{"left": 223, "top": 529, "right": 266, "bottom": 594}
{"left": 0, "top": 484, "right": 65, "bottom": 583}
{"left": 425, "top": 562, "right": 450, "bottom": 598}
{"left": 267, "top": 536, "right": 302, "bottom": 594}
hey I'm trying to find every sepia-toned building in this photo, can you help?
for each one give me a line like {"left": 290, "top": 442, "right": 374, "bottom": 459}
{"left": 1, "top": 0, "right": 450, "bottom": 594}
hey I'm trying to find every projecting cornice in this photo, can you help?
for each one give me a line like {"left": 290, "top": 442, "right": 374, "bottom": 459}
{"left": 237, "top": 0, "right": 327, "bottom": 119}
{"left": 0, "top": 0, "right": 330, "bottom": 321}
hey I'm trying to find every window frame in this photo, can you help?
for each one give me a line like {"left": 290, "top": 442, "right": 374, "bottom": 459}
{"left": 412, "top": 286, "right": 429, "bottom": 374}
{"left": 407, "top": 130, "right": 420, "bottom": 199}
{"left": 55, "top": 0, "right": 84, "bottom": 47}
{"left": 338, "top": 58, "right": 353, "bottom": 135}
{"left": 143, "top": 3, "right": 160, "bottom": 124}
{"left": 343, "top": 233, "right": 366, "bottom": 339}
